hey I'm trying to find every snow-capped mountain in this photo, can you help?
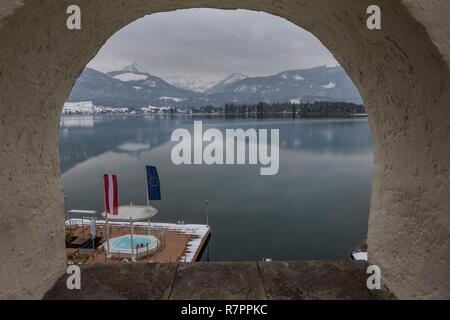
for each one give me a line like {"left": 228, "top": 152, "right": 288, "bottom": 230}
{"left": 120, "top": 62, "right": 148, "bottom": 74}
{"left": 67, "top": 64, "right": 362, "bottom": 108}
{"left": 206, "top": 66, "right": 362, "bottom": 105}
{"left": 206, "top": 73, "right": 249, "bottom": 95}
{"left": 68, "top": 65, "right": 202, "bottom": 108}
{"left": 163, "top": 75, "right": 219, "bottom": 93}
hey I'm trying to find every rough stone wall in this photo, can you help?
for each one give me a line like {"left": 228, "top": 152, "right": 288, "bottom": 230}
{"left": 0, "top": 0, "right": 448, "bottom": 299}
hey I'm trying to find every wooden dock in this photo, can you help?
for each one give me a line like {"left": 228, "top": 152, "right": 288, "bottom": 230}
{"left": 66, "top": 219, "right": 211, "bottom": 264}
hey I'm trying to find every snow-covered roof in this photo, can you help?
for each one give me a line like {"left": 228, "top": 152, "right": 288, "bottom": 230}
{"left": 67, "top": 209, "right": 97, "bottom": 216}
{"left": 100, "top": 205, "right": 158, "bottom": 222}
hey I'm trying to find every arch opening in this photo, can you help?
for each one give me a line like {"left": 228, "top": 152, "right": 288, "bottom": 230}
{"left": 0, "top": 0, "right": 449, "bottom": 300}
{"left": 60, "top": 8, "right": 370, "bottom": 263}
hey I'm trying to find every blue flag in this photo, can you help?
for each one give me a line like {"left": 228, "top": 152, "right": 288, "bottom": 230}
{"left": 146, "top": 166, "right": 161, "bottom": 201}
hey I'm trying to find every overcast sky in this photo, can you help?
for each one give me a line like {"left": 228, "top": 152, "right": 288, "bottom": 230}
{"left": 88, "top": 9, "right": 338, "bottom": 82}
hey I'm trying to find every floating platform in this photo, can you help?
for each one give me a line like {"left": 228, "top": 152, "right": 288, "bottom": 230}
{"left": 66, "top": 218, "right": 211, "bottom": 263}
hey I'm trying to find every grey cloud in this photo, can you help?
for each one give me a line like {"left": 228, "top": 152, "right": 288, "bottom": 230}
{"left": 88, "top": 9, "right": 338, "bottom": 82}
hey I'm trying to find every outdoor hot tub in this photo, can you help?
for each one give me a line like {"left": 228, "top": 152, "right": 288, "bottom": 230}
{"left": 104, "top": 234, "right": 159, "bottom": 259}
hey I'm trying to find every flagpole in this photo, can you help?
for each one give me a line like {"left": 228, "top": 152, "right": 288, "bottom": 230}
{"left": 145, "top": 166, "right": 151, "bottom": 236}
{"left": 103, "top": 175, "right": 110, "bottom": 256}
{"left": 105, "top": 204, "right": 109, "bottom": 255}
{"left": 130, "top": 217, "right": 134, "bottom": 260}
{"left": 146, "top": 166, "right": 150, "bottom": 208}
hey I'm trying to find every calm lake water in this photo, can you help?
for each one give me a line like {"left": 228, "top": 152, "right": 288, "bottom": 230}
{"left": 60, "top": 115, "right": 373, "bottom": 261}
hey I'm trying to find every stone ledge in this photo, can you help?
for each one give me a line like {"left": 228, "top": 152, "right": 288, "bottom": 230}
{"left": 44, "top": 261, "right": 395, "bottom": 300}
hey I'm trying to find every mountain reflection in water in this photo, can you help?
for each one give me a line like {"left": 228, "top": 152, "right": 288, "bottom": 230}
{"left": 60, "top": 114, "right": 373, "bottom": 261}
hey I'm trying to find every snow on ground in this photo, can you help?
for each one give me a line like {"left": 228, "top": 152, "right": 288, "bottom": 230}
{"left": 140, "top": 106, "right": 172, "bottom": 113}
{"left": 144, "top": 80, "right": 156, "bottom": 87}
{"left": 63, "top": 101, "right": 95, "bottom": 113}
{"left": 67, "top": 219, "right": 210, "bottom": 262}
{"left": 223, "top": 73, "right": 248, "bottom": 85}
{"left": 234, "top": 84, "right": 259, "bottom": 93}
{"left": 321, "top": 81, "right": 336, "bottom": 89}
{"left": 113, "top": 73, "right": 148, "bottom": 82}
{"left": 62, "top": 102, "right": 128, "bottom": 114}
{"left": 163, "top": 75, "right": 218, "bottom": 92}
{"left": 352, "top": 251, "right": 368, "bottom": 261}
{"left": 62, "top": 102, "right": 180, "bottom": 115}
{"left": 159, "top": 96, "right": 186, "bottom": 103}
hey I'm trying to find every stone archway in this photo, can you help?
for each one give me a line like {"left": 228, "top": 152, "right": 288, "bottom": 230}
{"left": 0, "top": 0, "right": 449, "bottom": 299}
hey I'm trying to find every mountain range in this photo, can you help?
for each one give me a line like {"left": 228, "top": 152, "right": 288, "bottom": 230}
{"left": 162, "top": 75, "right": 219, "bottom": 93}
{"left": 67, "top": 63, "right": 362, "bottom": 108}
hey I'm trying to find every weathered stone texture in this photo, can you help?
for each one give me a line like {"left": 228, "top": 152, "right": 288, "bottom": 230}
{"left": 0, "top": 0, "right": 449, "bottom": 299}
{"left": 43, "top": 261, "right": 393, "bottom": 300}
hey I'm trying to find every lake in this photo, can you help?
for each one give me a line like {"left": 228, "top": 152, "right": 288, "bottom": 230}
{"left": 60, "top": 115, "right": 373, "bottom": 261}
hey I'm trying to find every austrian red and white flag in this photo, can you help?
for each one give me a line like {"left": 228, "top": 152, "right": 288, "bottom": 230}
{"left": 103, "top": 174, "right": 119, "bottom": 215}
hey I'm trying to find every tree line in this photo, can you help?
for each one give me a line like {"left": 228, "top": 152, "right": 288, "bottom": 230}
{"left": 215, "top": 101, "right": 366, "bottom": 117}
